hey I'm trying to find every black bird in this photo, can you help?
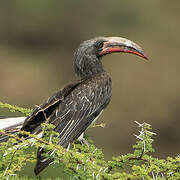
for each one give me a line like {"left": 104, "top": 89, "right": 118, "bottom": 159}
{"left": 13, "top": 37, "right": 148, "bottom": 175}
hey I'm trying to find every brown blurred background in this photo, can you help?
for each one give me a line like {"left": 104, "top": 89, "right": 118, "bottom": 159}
{"left": 0, "top": 0, "right": 180, "bottom": 178}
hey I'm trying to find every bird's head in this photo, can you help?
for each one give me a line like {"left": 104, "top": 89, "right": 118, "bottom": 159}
{"left": 74, "top": 36, "right": 148, "bottom": 79}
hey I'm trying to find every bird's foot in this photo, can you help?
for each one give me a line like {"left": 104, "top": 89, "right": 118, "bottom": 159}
{"left": 80, "top": 137, "right": 90, "bottom": 147}
{"left": 76, "top": 133, "right": 90, "bottom": 147}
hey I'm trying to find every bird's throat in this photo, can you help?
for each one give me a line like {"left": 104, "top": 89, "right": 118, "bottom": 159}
{"left": 74, "top": 56, "right": 105, "bottom": 79}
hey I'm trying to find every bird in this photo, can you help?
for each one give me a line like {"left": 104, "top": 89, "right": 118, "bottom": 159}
{"left": 1, "top": 36, "right": 148, "bottom": 175}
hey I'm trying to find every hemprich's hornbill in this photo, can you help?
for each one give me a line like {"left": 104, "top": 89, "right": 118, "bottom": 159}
{"left": 5, "top": 37, "right": 148, "bottom": 175}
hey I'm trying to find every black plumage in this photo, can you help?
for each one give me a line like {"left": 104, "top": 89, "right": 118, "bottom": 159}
{"left": 25, "top": 73, "right": 112, "bottom": 174}
{"left": 10, "top": 37, "right": 148, "bottom": 175}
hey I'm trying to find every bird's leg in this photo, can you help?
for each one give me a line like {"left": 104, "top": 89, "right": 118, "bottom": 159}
{"left": 77, "top": 133, "right": 90, "bottom": 147}
{"left": 81, "top": 138, "right": 90, "bottom": 147}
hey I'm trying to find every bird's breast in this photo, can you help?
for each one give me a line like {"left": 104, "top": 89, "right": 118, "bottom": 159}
{"left": 53, "top": 72, "right": 112, "bottom": 127}
{"left": 69, "top": 72, "right": 112, "bottom": 110}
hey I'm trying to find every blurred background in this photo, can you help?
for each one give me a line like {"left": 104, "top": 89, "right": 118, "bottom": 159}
{"left": 0, "top": 0, "right": 180, "bottom": 178}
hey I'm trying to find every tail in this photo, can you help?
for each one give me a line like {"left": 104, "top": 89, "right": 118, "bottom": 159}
{"left": 0, "top": 117, "right": 26, "bottom": 142}
{"left": 0, "top": 117, "right": 55, "bottom": 175}
{"left": 34, "top": 148, "right": 54, "bottom": 175}
{"left": 0, "top": 117, "right": 57, "bottom": 175}
{"left": 34, "top": 142, "right": 69, "bottom": 175}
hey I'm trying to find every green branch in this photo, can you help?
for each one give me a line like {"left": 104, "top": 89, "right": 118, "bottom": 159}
{"left": 0, "top": 101, "right": 32, "bottom": 116}
{"left": 0, "top": 103, "right": 180, "bottom": 179}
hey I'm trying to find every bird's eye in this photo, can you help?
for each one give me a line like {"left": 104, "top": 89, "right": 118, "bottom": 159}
{"left": 94, "top": 41, "right": 104, "bottom": 49}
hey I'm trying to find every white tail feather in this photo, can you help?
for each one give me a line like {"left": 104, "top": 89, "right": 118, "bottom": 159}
{"left": 0, "top": 117, "right": 26, "bottom": 130}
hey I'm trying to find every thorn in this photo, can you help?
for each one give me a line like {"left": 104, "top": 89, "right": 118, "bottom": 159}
{"left": 155, "top": 171, "right": 159, "bottom": 178}
{"left": 143, "top": 140, "right": 146, "bottom": 152}
{"left": 76, "top": 164, "right": 80, "bottom": 170}
{"left": 92, "top": 123, "right": 106, "bottom": 128}
{"left": 151, "top": 171, "right": 155, "bottom": 179}
{"left": 103, "top": 167, "right": 108, "bottom": 172}
{"left": 3, "top": 151, "right": 8, "bottom": 156}
{"left": 50, "top": 149, "right": 57, "bottom": 156}
{"left": 92, "top": 148, "right": 97, "bottom": 154}
{"left": 67, "top": 143, "right": 71, "bottom": 151}
{"left": 49, "top": 134, "right": 53, "bottom": 143}
{"left": 92, "top": 172, "right": 95, "bottom": 179}
{"left": 30, "top": 140, "right": 35, "bottom": 147}
{"left": 138, "top": 130, "right": 145, "bottom": 135}
{"left": 39, "top": 144, "right": 45, "bottom": 151}
{"left": 168, "top": 172, "right": 174, "bottom": 176}
{"left": 134, "top": 134, "right": 143, "bottom": 140}
{"left": 96, "top": 174, "right": 99, "bottom": 179}
{"left": 161, "top": 173, "right": 164, "bottom": 178}
{"left": 72, "top": 176, "right": 78, "bottom": 180}
{"left": 146, "top": 130, "right": 156, "bottom": 135}
{"left": 4, "top": 166, "right": 8, "bottom": 176}
{"left": 134, "top": 121, "right": 144, "bottom": 127}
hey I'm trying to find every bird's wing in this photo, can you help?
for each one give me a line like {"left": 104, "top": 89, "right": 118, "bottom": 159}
{"left": 47, "top": 74, "right": 112, "bottom": 147}
{"left": 34, "top": 74, "right": 112, "bottom": 175}
{"left": 21, "top": 81, "right": 82, "bottom": 135}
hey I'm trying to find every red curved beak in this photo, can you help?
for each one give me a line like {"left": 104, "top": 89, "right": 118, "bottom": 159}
{"left": 99, "top": 37, "right": 148, "bottom": 60}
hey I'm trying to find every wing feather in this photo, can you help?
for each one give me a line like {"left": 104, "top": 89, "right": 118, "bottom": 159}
{"left": 21, "top": 81, "right": 81, "bottom": 134}
{"left": 48, "top": 74, "right": 112, "bottom": 147}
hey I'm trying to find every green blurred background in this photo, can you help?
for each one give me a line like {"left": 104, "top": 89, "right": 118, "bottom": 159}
{"left": 0, "top": 0, "right": 180, "bottom": 178}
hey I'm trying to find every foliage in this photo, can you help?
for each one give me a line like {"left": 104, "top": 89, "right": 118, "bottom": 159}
{"left": 0, "top": 101, "right": 32, "bottom": 116}
{"left": 0, "top": 103, "right": 180, "bottom": 180}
